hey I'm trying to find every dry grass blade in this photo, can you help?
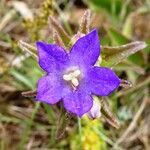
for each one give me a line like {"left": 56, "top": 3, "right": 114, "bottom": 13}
{"left": 11, "top": 1, "right": 33, "bottom": 20}
{"left": 115, "top": 61, "right": 145, "bottom": 75}
{"left": 55, "top": 112, "right": 72, "bottom": 140}
{"left": 18, "top": 40, "right": 38, "bottom": 59}
{"left": 101, "top": 98, "right": 120, "bottom": 129}
{"left": 0, "top": 9, "right": 16, "bottom": 31}
{"left": 113, "top": 96, "right": 148, "bottom": 149}
{"left": 0, "top": 41, "right": 11, "bottom": 48}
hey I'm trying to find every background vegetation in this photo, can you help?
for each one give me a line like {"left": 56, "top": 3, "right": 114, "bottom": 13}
{"left": 0, "top": 0, "right": 149, "bottom": 150}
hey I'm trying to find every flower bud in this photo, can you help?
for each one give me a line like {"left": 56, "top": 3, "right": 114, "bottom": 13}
{"left": 86, "top": 98, "right": 101, "bottom": 120}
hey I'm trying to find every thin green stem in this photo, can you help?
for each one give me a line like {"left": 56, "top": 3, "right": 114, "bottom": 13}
{"left": 111, "top": 0, "right": 116, "bottom": 18}
{"left": 77, "top": 117, "right": 82, "bottom": 149}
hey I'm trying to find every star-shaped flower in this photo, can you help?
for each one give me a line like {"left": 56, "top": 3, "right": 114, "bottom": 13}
{"left": 36, "top": 29, "right": 120, "bottom": 117}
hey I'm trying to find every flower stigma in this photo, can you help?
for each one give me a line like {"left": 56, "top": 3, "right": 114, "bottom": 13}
{"left": 63, "top": 68, "right": 81, "bottom": 88}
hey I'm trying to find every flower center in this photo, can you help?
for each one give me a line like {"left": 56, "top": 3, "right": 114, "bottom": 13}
{"left": 63, "top": 68, "right": 81, "bottom": 88}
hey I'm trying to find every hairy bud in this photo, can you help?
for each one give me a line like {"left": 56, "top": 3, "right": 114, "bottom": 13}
{"left": 87, "top": 98, "right": 101, "bottom": 120}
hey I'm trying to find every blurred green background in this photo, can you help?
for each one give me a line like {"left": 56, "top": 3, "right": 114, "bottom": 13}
{"left": 0, "top": 0, "right": 149, "bottom": 150}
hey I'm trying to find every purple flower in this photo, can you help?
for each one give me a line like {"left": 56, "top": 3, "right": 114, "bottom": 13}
{"left": 36, "top": 29, "right": 120, "bottom": 117}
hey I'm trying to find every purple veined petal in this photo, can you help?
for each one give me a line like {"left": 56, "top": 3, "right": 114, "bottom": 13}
{"left": 69, "top": 29, "right": 100, "bottom": 66}
{"left": 36, "top": 75, "right": 70, "bottom": 104}
{"left": 63, "top": 89, "right": 93, "bottom": 117}
{"left": 86, "top": 66, "right": 120, "bottom": 96}
{"left": 36, "top": 42, "right": 69, "bottom": 73}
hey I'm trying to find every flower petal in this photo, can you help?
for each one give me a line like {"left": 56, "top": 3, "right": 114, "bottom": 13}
{"left": 36, "top": 75, "right": 69, "bottom": 104}
{"left": 86, "top": 66, "right": 120, "bottom": 96}
{"left": 63, "top": 90, "right": 93, "bottom": 117}
{"left": 36, "top": 42, "right": 69, "bottom": 73}
{"left": 70, "top": 29, "right": 100, "bottom": 66}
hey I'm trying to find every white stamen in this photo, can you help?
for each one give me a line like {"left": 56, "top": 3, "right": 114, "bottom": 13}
{"left": 63, "top": 68, "right": 81, "bottom": 87}
{"left": 73, "top": 69, "right": 81, "bottom": 77}
{"left": 71, "top": 78, "right": 79, "bottom": 87}
{"left": 63, "top": 74, "right": 71, "bottom": 81}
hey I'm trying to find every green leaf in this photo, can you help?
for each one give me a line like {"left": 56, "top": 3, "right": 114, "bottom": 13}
{"left": 107, "top": 28, "right": 130, "bottom": 45}
{"left": 128, "top": 52, "right": 145, "bottom": 66}
{"left": 11, "top": 69, "right": 35, "bottom": 89}
{"left": 115, "top": 61, "right": 145, "bottom": 75}
{"left": 145, "top": 39, "right": 150, "bottom": 53}
{"left": 119, "top": 0, "right": 131, "bottom": 21}
{"left": 122, "top": 14, "right": 133, "bottom": 38}
{"left": 87, "top": 0, "right": 123, "bottom": 16}
{"left": 101, "top": 41, "right": 147, "bottom": 67}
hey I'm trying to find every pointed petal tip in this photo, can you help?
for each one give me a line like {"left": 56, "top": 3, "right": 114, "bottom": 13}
{"left": 63, "top": 91, "right": 93, "bottom": 117}
{"left": 77, "top": 99, "right": 94, "bottom": 117}
{"left": 102, "top": 76, "right": 120, "bottom": 96}
{"left": 91, "top": 28, "right": 98, "bottom": 34}
{"left": 70, "top": 28, "right": 100, "bottom": 66}
{"left": 36, "top": 41, "right": 54, "bottom": 48}
{"left": 36, "top": 41, "right": 44, "bottom": 50}
{"left": 65, "top": 104, "right": 93, "bottom": 117}
{"left": 78, "top": 28, "right": 98, "bottom": 39}
{"left": 36, "top": 41, "right": 44, "bottom": 47}
{"left": 87, "top": 67, "right": 120, "bottom": 96}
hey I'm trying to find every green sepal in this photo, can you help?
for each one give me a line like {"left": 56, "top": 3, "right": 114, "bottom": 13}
{"left": 18, "top": 40, "right": 38, "bottom": 59}
{"left": 101, "top": 41, "right": 147, "bottom": 67}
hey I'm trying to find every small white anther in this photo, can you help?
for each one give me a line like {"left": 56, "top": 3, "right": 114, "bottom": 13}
{"left": 63, "top": 74, "right": 71, "bottom": 81}
{"left": 73, "top": 69, "right": 81, "bottom": 77}
{"left": 71, "top": 78, "right": 79, "bottom": 87}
